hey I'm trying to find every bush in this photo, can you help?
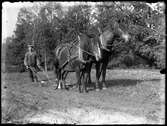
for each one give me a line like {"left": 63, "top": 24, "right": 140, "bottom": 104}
{"left": 5, "top": 64, "right": 26, "bottom": 73}
{"left": 18, "top": 64, "right": 26, "bottom": 73}
{"left": 6, "top": 65, "right": 19, "bottom": 73}
{"left": 2, "top": 91, "right": 39, "bottom": 123}
{"left": 123, "top": 55, "right": 134, "bottom": 68}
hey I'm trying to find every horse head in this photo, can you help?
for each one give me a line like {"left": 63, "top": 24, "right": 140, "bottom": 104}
{"left": 77, "top": 32, "right": 102, "bottom": 62}
{"left": 117, "top": 27, "right": 130, "bottom": 42}
{"left": 98, "top": 25, "right": 130, "bottom": 52}
{"left": 90, "top": 36, "right": 102, "bottom": 61}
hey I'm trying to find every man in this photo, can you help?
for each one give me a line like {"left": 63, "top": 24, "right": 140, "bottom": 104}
{"left": 24, "top": 44, "right": 41, "bottom": 82}
{"left": 160, "top": 68, "right": 166, "bottom": 74}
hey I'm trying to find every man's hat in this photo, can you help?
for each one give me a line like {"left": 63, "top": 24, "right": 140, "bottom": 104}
{"left": 28, "top": 44, "right": 34, "bottom": 48}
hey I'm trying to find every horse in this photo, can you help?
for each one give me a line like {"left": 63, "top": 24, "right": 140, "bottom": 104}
{"left": 90, "top": 24, "right": 130, "bottom": 91}
{"left": 52, "top": 32, "right": 101, "bottom": 93}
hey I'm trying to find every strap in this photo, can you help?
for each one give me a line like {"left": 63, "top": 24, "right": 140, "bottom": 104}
{"left": 60, "top": 56, "right": 78, "bottom": 69}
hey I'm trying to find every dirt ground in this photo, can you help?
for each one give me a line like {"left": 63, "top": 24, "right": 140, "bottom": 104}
{"left": 1, "top": 69, "right": 165, "bottom": 124}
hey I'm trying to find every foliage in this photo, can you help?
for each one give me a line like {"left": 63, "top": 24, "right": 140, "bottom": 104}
{"left": 5, "top": 2, "right": 165, "bottom": 72}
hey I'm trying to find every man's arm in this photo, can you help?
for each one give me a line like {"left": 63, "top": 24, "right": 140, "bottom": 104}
{"left": 24, "top": 53, "right": 29, "bottom": 69}
{"left": 37, "top": 58, "right": 41, "bottom": 68}
{"left": 35, "top": 53, "right": 42, "bottom": 70}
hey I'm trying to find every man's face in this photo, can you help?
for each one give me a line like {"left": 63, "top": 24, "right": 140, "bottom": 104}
{"left": 28, "top": 47, "right": 32, "bottom": 52}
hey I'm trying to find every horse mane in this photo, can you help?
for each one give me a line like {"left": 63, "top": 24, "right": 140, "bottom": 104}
{"left": 55, "top": 44, "right": 67, "bottom": 58}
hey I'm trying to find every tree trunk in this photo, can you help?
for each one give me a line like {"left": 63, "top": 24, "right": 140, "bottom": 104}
{"left": 44, "top": 50, "right": 47, "bottom": 72}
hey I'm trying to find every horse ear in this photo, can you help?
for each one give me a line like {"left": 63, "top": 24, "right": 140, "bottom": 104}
{"left": 78, "top": 35, "right": 81, "bottom": 41}
{"left": 98, "top": 27, "right": 102, "bottom": 34}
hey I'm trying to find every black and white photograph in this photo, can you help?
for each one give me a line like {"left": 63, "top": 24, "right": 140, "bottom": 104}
{"left": 2, "top": 1, "right": 165, "bottom": 124}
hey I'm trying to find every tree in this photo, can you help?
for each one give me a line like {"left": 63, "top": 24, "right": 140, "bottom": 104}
{"left": 6, "top": 2, "right": 165, "bottom": 71}
{"left": 93, "top": 2, "right": 165, "bottom": 68}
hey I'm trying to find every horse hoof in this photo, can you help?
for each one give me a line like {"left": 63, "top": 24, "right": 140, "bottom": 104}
{"left": 58, "top": 85, "right": 61, "bottom": 89}
{"left": 79, "top": 88, "right": 82, "bottom": 93}
{"left": 65, "top": 86, "right": 68, "bottom": 90}
{"left": 96, "top": 89, "right": 100, "bottom": 91}
{"left": 102, "top": 87, "right": 107, "bottom": 90}
{"left": 54, "top": 86, "right": 58, "bottom": 90}
{"left": 85, "top": 89, "right": 88, "bottom": 93}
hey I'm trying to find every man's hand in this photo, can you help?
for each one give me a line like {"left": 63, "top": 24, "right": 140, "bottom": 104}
{"left": 26, "top": 66, "right": 29, "bottom": 69}
{"left": 38, "top": 65, "right": 43, "bottom": 71}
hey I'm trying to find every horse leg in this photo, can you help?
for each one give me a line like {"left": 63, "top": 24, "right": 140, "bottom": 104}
{"left": 76, "top": 69, "right": 82, "bottom": 93}
{"left": 83, "top": 65, "right": 90, "bottom": 93}
{"left": 61, "top": 71, "right": 68, "bottom": 89}
{"left": 81, "top": 70, "right": 86, "bottom": 93}
{"left": 59, "top": 72, "right": 63, "bottom": 89}
{"left": 63, "top": 71, "right": 69, "bottom": 89}
{"left": 57, "top": 72, "right": 62, "bottom": 89}
{"left": 95, "top": 62, "right": 101, "bottom": 91}
{"left": 55, "top": 70, "right": 61, "bottom": 89}
{"left": 83, "top": 62, "right": 92, "bottom": 89}
{"left": 59, "top": 69, "right": 64, "bottom": 89}
{"left": 101, "top": 60, "right": 109, "bottom": 90}
{"left": 53, "top": 59, "right": 60, "bottom": 89}
{"left": 88, "top": 62, "right": 92, "bottom": 84}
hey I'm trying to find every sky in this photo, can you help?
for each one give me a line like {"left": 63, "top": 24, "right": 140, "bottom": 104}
{"left": 2, "top": 2, "right": 96, "bottom": 43}
{"left": 2, "top": 2, "right": 164, "bottom": 43}
{"left": 2, "top": 2, "right": 34, "bottom": 42}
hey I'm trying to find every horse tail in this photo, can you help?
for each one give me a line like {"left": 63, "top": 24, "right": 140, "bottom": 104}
{"left": 53, "top": 46, "right": 62, "bottom": 79}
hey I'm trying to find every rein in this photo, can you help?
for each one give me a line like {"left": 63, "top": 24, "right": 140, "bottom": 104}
{"left": 70, "top": 42, "right": 95, "bottom": 57}
{"left": 62, "top": 37, "right": 96, "bottom": 57}
{"left": 65, "top": 36, "right": 97, "bottom": 58}
{"left": 60, "top": 55, "right": 78, "bottom": 69}
{"left": 58, "top": 43, "right": 93, "bottom": 70}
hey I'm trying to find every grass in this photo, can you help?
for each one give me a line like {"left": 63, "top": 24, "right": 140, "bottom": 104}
{"left": 1, "top": 69, "right": 163, "bottom": 123}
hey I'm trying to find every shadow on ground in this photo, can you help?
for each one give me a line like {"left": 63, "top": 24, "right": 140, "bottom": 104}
{"left": 86, "top": 78, "right": 161, "bottom": 91}
{"left": 106, "top": 78, "right": 160, "bottom": 87}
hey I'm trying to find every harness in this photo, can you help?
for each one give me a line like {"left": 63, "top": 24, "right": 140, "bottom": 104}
{"left": 99, "top": 33, "right": 126, "bottom": 52}
{"left": 100, "top": 36, "right": 110, "bottom": 52}
{"left": 56, "top": 44, "right": 76, "bottom": 69}
{"left": 56, "top": 32, "right": 107, "bottom": 70}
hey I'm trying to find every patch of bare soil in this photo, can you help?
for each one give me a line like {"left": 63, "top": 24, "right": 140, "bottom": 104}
{"left": 1, "top": 69, "right": 165, "bottom": 124}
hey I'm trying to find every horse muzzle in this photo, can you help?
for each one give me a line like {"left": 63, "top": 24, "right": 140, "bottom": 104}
{"left": 122, "top": 33, "right": 130, "bottom": 42}
{"left": 94, "top": 53, "right": 101, "bottom": 61}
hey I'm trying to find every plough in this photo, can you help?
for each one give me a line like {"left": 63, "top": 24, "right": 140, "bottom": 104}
{"left": 27, "top": 66, "right": 73, "bottom": 88}
{"left": 27, "top": 66, "right": 56, "bottom": 86}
